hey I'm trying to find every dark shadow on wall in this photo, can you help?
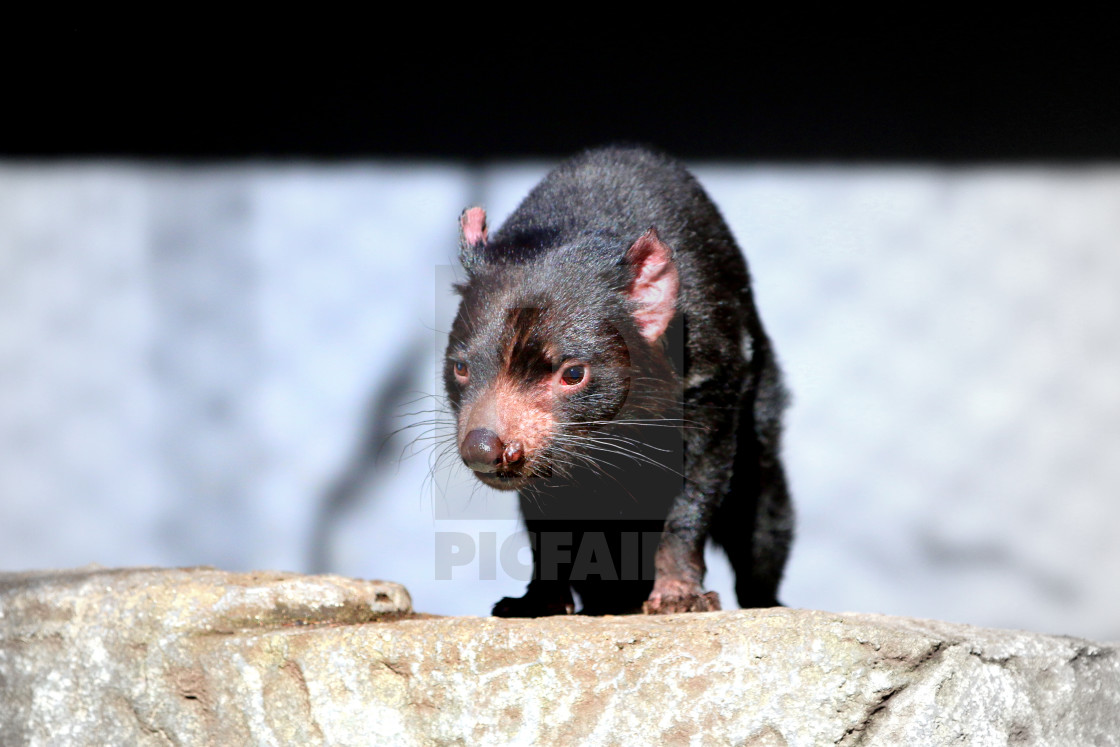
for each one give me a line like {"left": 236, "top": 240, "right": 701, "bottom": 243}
{"left": 308, "top": 339, "right": 429, "bottom": 573}
{"left": 308, "top": 163, "right": 490, "bottom": 573}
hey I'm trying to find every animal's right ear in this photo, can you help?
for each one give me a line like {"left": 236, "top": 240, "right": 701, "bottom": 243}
{"left": 459, "top": 207, "right": 488, "bottom": 272}
{"left": 625, "top": 228, "right": 679, "bottom": 344}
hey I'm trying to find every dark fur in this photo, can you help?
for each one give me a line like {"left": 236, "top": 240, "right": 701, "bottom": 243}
{"left": 445, "top": 146, "right": 793, "bottom": 615}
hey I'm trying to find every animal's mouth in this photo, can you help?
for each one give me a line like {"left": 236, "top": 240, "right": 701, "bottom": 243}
{"left": 473, "top": 470, "right": 534, "bottom": 490}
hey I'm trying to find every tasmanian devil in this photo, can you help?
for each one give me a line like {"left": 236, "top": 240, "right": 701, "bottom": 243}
{"left": 444, "top": 146, "right": 793, "bottom": 616}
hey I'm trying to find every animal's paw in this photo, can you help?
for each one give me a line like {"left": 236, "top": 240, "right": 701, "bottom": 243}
{"left": 491, "top": 595, "right": 575, "bottom": 618}
{"left": 642, "top": 580, "right": 721, "bottom": 614}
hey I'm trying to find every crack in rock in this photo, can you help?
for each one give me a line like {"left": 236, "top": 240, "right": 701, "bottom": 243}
{"left": 836, "top": 683, "right": 908, "bottom": 746}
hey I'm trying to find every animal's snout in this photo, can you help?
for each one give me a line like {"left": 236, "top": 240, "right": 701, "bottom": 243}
{"left": 461, "top": 428, "right": 525, "bottom": 474}
{"left": 461, "top": 428, "right": 502, "bottom": 471}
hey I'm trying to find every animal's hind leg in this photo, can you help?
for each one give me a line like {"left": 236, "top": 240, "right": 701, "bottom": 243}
{"left": 711, "top": 413, "right": 794, "bottom": 609}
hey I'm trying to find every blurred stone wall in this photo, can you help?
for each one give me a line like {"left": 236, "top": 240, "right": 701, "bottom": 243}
{"left": 1, "top": 161, "right": 1118, "bottom": 640}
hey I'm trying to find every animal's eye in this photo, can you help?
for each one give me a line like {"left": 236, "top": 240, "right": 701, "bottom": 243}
{"left": 560, "top": 365, "right": 586, "bottom": 386}
{"left": 453, "top": 360, "right": 469, "bottom": 380}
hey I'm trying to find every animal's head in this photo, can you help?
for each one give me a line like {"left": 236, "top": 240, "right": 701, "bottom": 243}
{"left": 444, "top": 207, "right": 680, "bottom": 490}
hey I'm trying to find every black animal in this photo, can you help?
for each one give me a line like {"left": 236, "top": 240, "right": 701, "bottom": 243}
{"left": 444, "top": 146, "right": 793, "bottom": 616}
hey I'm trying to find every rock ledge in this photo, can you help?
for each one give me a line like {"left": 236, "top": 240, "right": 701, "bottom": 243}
{"left": 1, "top": 567, "right": 1116, "bottom": 746}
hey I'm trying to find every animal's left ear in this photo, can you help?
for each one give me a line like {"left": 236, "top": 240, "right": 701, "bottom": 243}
{"left": 459, "top": 207, "right": 488, "bottom": 272}
{"left": 625, "top": 228, "right": 679, "bottom": 343}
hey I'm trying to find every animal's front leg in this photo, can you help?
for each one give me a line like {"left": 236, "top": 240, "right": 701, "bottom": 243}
{"left": 642, "top": 494, "right": 724, "bottom": 613}
{"left": 492, "top": 519, "right": 576, "bottom": 618}
{"left": 492, "top": 580, "right": 575, "bottom": 617}
{"left": 643, "top": 377, "right": 740, "bottom": 614}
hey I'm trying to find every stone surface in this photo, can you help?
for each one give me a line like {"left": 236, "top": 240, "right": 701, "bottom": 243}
{"left": 1, "top": 567, "right": 1117, "bottom": 746}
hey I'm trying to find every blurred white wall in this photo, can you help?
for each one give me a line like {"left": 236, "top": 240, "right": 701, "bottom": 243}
{"left": 1, "top": 161, "right": 1118, "bottom": 641}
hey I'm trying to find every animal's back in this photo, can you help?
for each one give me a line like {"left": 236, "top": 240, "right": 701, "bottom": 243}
{"left": 489, "top": 146, "right": 755, "bottom": 336}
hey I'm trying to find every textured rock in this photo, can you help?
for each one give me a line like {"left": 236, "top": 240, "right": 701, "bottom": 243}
{"left": 1, "top": 568, "right": 1117, "bottom": 746}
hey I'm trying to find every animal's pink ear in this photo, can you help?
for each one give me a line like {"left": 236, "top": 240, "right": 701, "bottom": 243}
{"left": 459, "top": 207, "right": 488, "bottom": 273}
{"left": 459, "top": 207, "right": 488, "bottom": 249}
{"left": 626, "top": 228, "right": 679, "bottom": 343}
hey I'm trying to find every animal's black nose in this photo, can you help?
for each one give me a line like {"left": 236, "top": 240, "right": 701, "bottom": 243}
{"left": 461, "top": 428, "right": 504, "bottom": 472}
